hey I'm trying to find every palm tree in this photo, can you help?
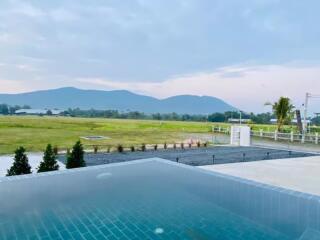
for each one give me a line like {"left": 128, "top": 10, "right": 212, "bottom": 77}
{"left": 266, "top": 97, "right": 294, "bottom": 131}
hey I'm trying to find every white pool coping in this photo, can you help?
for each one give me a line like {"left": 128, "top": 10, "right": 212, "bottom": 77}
{"left": 1, "top": 156, "right": 320, "bottom": 204}
{"left": 199, "top": 156, "right": 320, "bottom": 197}
{"left": 0, "top": 153, "right": 66, "bottom": 177}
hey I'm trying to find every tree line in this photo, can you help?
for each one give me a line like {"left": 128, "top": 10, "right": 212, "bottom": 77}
{"left": 63, "top": 108, "right": 276, "bottom": 124}
{"left": 1, "top": 101, "right": 319, "bottom": 126}
{"left": 0, "top": 103, "right": 275, "bottom": 124}
{"left": 7, "top": 141, "right": 86, "bottom": 176}
{"left": 0, "top": 104, "right": 31, "bottom": 115}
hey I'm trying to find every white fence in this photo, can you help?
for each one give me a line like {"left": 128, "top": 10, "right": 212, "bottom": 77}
{"left": 212, "top": 126, "right": 319, "bottom": 145}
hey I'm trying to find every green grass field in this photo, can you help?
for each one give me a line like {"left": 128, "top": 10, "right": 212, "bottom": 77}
{"left": 0, "top": 116, "right": 214, "bottom": 154}
{"left": 0, "top": 115, "right": 317, "bottom": 155}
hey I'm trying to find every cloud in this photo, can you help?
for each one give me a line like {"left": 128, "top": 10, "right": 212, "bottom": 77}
{"left": 0, "top": 33, "right": 14, "bottom": 43}
{"left": 0, "top": 0, "right": 320, "bottom": 113}
{"left": 10, "top": 1, "right": 45, "bottom": 18}
{"left": 1, "top": 0, "right": 320, "bottom": 81}
{"left": 49, "top": 9, "right": 79, "bottom": 22}
{"left": 0, "top": 79, "right": 30, "bottom": 93}
{"left": 2, "top": 60, "right": 320, "bottom": 113}
{"left": 75, "top": 63, "right": 320, "bottom": 113}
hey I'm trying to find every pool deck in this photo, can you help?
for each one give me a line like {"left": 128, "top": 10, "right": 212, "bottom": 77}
{"left": 199, "top": 156, "right": 320, "bottom": 196}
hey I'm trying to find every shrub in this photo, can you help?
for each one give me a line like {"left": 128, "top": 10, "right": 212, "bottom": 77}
{"left": 204, "top": 142, "right": 208, "bottom": 147}
{"left": 154, "top": 144, "right": 158, "bottom": 151}
{"left": 164, "top": 142, "right": 167, "bottom": 149}
{"left": 117, "top": 144, "right": 124, "bottom": 153}
{"left": 94, "top": 146, "right": 98, "bottom": 154}
{"left": 38, "top": 144, "right": 59, "bottom": 173}
{"left": 141, "top": 143, "right": 146, "bottom": 152}
{"left": 66, "top": 141, "right": 86, "bottom": 169}
{"left": 130, "top": 146, "right": 135, "bottom": 152}
{"left": 53, "top": 146, "right": 58, "bottom": 155}
{"left": 7, "top": 146, "right": 32, "bottom": 176}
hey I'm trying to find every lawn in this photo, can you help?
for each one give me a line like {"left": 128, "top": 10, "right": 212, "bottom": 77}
{"left": 0, "top": 116, "right": 213, "bottom": 154}
{"left": 1, "top": 115, "right": 317, "bottom": 155}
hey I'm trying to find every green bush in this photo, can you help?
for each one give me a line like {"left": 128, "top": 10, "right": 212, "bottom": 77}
{"left": 94, "top": 146, "right": 98, "bottom": 154}
{"left": 38, "top": 144, "right": 59, "bottom": 173}
{"left": 130, "top": 146, "right": 135, "bottom": 152}
{"left": 164, "top": 142, "right": 167, "bottom": 149}
{"left": 66, "top": 141, "right": 86, "bottom": 169}
{"left": 7, "top": 146, "right": 32, "bottom": 176}
{"left": 117, "top": 144, "right": 124, "bottom": 153}
{"left": 53, "top": 146, "right": 58, "bottom": 155}
{"left": 154, "top": 144, "right": 158, "bottom": 151}
{"left": 141, "top": 143, "right": 146, "bottom": 152}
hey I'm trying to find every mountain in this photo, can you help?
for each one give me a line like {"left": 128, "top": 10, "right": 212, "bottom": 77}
{"left": 0, "top": 87, "right": 236, "bottom": 114}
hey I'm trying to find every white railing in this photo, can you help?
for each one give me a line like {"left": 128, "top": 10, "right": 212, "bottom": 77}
{"left": 212, "top": 126, "right": 319, "bottom": 144}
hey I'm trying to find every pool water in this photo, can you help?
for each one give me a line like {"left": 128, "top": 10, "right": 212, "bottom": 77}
{"left": 0, "top": 159, "right": 318, "bottom": 240}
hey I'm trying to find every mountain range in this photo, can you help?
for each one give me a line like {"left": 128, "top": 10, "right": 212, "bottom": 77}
{"left": 0, "top": 87, "right": 236, "bottom": 114}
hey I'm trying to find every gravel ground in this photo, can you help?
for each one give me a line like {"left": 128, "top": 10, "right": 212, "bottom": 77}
{"left": 58, "top": 146, "right": 317, "bottom": 167}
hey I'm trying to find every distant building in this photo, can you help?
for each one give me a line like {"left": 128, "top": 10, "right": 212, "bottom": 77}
{"left": 228, "top": 118, "right": 251, "bottom": 124}
{"left": 15, "top": 109, "right": 63, "bottom": 115}
{"left": 270, "top": 119, "right": 311, "bottom": 124}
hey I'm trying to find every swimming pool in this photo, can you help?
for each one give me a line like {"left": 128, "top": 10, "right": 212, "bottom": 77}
{"left": 0, "top": 158, "right": 319, "bottom": 239}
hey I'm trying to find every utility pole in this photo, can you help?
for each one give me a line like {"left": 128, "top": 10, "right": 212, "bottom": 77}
{"left": 303, "top": 93, "right": 320, "bottom": 134}
{"left": 303, "top": 93, "right": 310, "bottom": 134}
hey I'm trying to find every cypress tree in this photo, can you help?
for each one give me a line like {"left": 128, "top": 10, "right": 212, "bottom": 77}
{"left": 37, "top": 144, "right": 59, "bottom": 173}
{"left": 7, "top": 147, "right": 32, "bottom": 176}
{"left": 66, "top": 141, "right": 86, "bottom": 169}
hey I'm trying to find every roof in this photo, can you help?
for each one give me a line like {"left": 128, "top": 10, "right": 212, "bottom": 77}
{"left": 270, "top": 119, "right": 311, "bottom": 124}
{"left": 15, "top": 109, "right": 62, "bottom": 115}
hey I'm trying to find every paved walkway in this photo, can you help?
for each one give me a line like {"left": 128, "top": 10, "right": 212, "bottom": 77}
{"left": 252, "top": 138, "right": 320, "bottom": 154}
{"left": 199, "top": 156, "right": 320, "bottom": 196}
{"left": 213, "top": 132, "right": 320, "bottom": 154}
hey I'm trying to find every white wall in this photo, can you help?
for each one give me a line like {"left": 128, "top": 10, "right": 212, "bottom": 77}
{"left": 230, "top": 125, "right": 251, "bottom": 146}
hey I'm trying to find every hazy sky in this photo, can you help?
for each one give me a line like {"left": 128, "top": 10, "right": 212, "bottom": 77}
{"left": 0, "top": 0, "right": 320, "bottom": 113}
